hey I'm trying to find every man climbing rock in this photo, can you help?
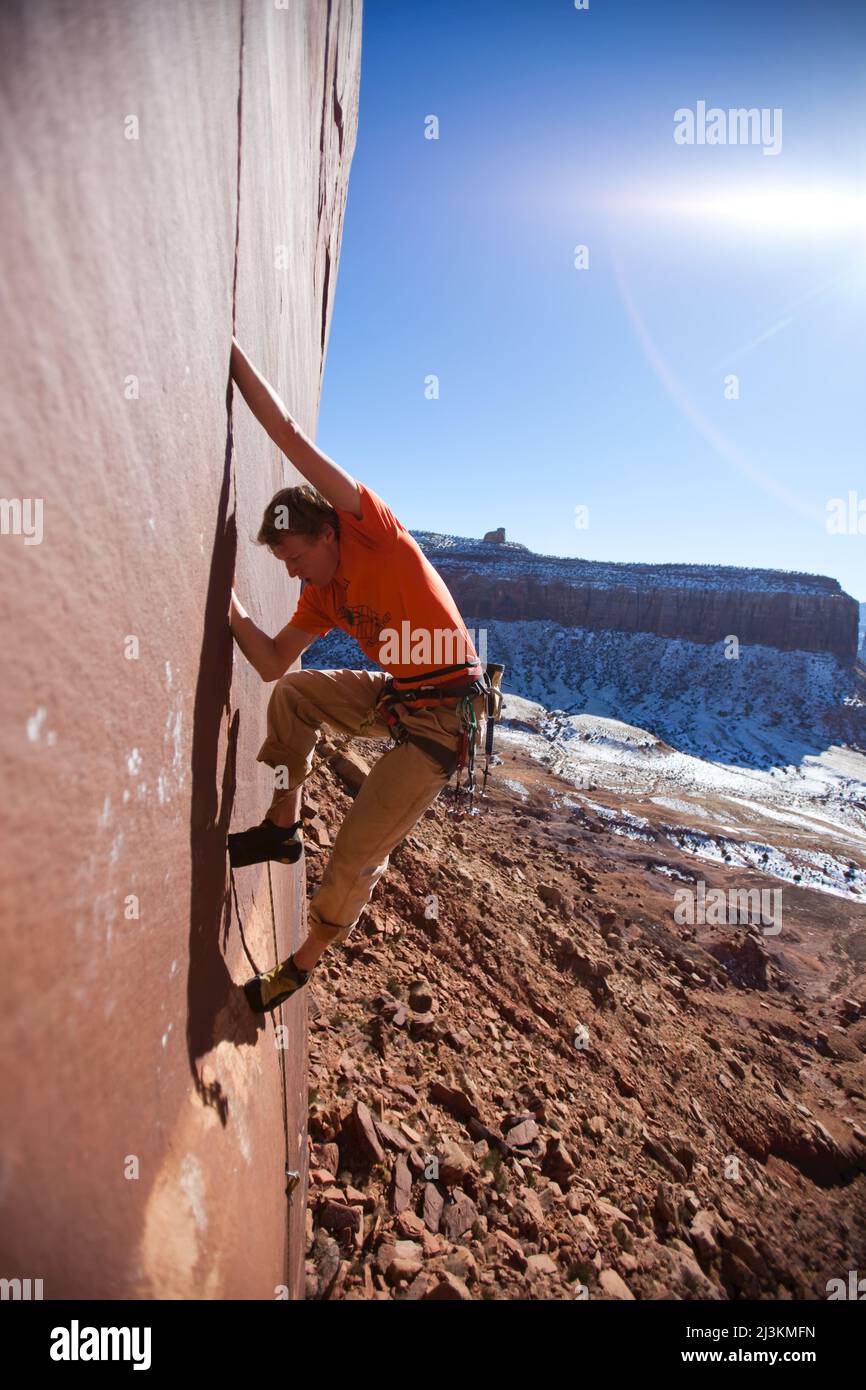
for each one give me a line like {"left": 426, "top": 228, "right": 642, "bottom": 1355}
{"left": 227, "top": 337, "right": 492, "bottom": 1015}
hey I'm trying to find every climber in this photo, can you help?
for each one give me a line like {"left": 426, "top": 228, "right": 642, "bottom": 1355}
{"left": 226, "top": 336, "right": 493, "bottom": 1015}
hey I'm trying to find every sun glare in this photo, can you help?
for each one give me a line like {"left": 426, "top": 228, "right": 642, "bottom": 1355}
{"left": 668, "top": 186, "right": 866, "bottom": 236}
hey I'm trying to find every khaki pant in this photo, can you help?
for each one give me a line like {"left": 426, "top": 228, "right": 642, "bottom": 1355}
{"left": 255, "top": 669, "right": 487, "bottom": 947}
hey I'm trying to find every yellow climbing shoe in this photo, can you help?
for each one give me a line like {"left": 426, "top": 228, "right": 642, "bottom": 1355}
{"left": 243, "top": 953, "right": 313, "bottom": 1014}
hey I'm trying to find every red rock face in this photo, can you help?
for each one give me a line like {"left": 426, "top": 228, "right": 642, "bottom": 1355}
{"left": 0, "top": 0, "right": 360, "bottom": 1299}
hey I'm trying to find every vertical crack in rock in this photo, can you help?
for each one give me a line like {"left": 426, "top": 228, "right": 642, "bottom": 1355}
{"left": 332, "top": 64, "right": 344, "bottom": 155}
{"left": 320, "top": 245, "right": 332, "bottom": 361}
{"left": 317, "top": 0, "right": 334, "bottom": 362}
{"left": 331, "top": 7, "right": 345, "bottom": 159}
{"left": 185, "top": 0, "right": 247, "bottom": 1121}
{"left": 317, "top": 0, "right": 333, "bottom": 218}
{"left": 316, "top": 0, "right": 352, "bottom": 367}
{"left": 230, "top": 1, "right": 245, "bottom": 337}
{"left": 226, "top": 4, "right": 295, "bottom": 1292}
{"left": 223, "top": 0, "right": 244, "bottom": 738}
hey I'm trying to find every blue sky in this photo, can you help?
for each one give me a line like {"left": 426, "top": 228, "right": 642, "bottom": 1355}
{"left": 317, "top": 0, "right": 866, "bottom": 603}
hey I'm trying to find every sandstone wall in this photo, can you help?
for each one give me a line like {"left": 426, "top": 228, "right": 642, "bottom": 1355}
{"left": 0, "top": 0, "right": 360, "bottom": 1299}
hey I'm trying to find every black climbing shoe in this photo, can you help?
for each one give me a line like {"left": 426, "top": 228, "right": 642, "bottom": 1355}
{"left": 243, "top": 952, "right": 314, "bottom": 1014}
{"left": 228, "top": 817, "right": 304, "bottom": 869}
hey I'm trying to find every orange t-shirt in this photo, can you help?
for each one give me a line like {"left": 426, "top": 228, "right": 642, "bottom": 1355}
{"left": 288, "top": 481, "right": 481, "bottom": 698}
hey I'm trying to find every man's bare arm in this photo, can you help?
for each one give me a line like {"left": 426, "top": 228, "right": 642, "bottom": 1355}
{"left": 230, "top": 337, "right": 362, "bottom": 518}
{"left": 229, "top": 590, "right": 315, "bottom": 681}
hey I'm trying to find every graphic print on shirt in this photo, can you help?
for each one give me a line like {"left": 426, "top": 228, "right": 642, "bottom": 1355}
{"left": 337, "top": 601, "right": 393, "bottom": 648}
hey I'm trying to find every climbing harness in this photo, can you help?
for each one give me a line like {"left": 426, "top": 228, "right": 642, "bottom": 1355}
{"left": 375, "top": 660, "right": 506, "bottom": 816}
{"left": 260, "top": 660, "right": 506, "bottom": 827}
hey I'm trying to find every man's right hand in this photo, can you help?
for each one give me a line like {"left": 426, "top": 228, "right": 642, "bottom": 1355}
{"left": 228, "top": 587, "right": 316, "bottom": 681}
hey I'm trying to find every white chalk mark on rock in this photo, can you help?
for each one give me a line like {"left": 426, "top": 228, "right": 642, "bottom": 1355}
{"left": 26, "top": 707, "right": 57, "bottom": 745}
